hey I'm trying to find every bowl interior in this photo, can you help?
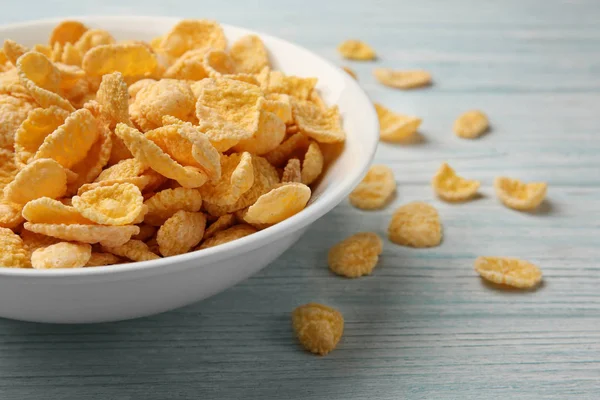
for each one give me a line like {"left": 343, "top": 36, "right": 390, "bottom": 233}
{"left": 0, "top": 17, "right": 378, "bottom": 276}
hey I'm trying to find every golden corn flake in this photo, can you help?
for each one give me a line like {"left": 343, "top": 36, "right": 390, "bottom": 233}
{"left": 203, "top": 214, "right": 236, "bottom": 240}
{"left": 50, "top": 20, "right": 88, "bottom": 46}
{"left": 16, "top": 51, "right": 62, "bottom": 92}
{"left": 233, "top": 109, "right": 286, "bottom": 155}
{"left": 164, "top": 48, "right": 209, "bottom": 80}
{"left": 291, "top": 99, "right": 345, "bottom": 143}
{"left": 19, "top": 229, "right": 60, "bottom": 252}
{"left": 95, "top": 157, "right": 147, "bottom": 182}
{"left": 3, "top": 39, "right": 28, "bottom": 65}
{"left": 144, "top": 187, "right": 203, "bottom": 226}
{"left": 0, "top": 227, "right": 31, "bottom": 268}
{"left": 14, "top": 106, "right": 70, "bottom": 166}
{"left": 302, "top": 141, "right": 324, "bottom": 185}
{"left": 292, "top": 303, "right": 344, "bottom": 356}
{"left": 66, "top": 124, "right": 113, "bottom": 194}
{"left": 243, "top": 183, "right": 311, "bottom": 225}
{"left": 173, "top": 121, "right": 222, "bottom": 182}
{"left": 474, "top": 256, "right": 542, "bottom": 289}
{"left": 337, "top": 40, "right": 376, "bottom": 61}
{"left": 82, "top": 43, "right": 158, "bottom": 78}
{"left": 198, "top": 152, "right": 254, "bottom": 206}
{"left": 264, "top": 93, "right": 292, "bottom": 124}
{"left": 146, "top": 124, "right": 200, "bottom": 167}
{"left": 103, "top": 239, "right": 160, "bottom": 262}
{"left": 494, "top": 177, "right": 547, "bottom": 211}
{"left": 160, "top": 19, "right": 226, "bottom": 59}
{"left": 84, "top": 175, "right": 154, "bottom": 195}
{"left": 35, "top": 108, "right": 99, "bottom": 169}
{"left": 374, "top": 103, "right": 421, "bottom": 142}
{"left": 24, "top": 222, "right": 139, "bottom": 247}
{"left": 282, "top": 158, "right": 302, "bottom": 183}
{"left": 349, "top": 165, "right": 396, "bottom": 210}
{"left": 432, "top": 163, "right": 480, "bottom": 202}
{"left": 71, "top": 182, "right": 144, "bottom": 226}
{"left": 388, "top": 202, "right": 442, "bottom": 248}
{"left": 230, "top": 35, "right": 269, "bottom": 74}
{"left": 127, "top": 78, "right": 156, "bottom": 99}
{"left": 133, "top": 79, "right": 196, "bottom": 129}
{"left": 157, "top": 210, "right": 206, "bottom": 257}
{"left": 264, "top": 132, "right": 310, "bottom": 167}
{"left": 373, "top": 68, "right": 432, "bottom": 89}
{"left": 96, "top": 72, "right": 131, "bottom": 129}
{"left": 4, "top": 158, "right": 67, "bottom": 204}
{"left": 203, "top": 49, "right": 237, "bottom": 77}
{"left": 259, "top": 69, "right": 317, "bottom": 100}
{"left": 115, "top": 123, "right": 207, "bottom": 188}
{"left": 342, "top": 66, "right": 357, "bottom": 80}
{"left": 454, "top": 110, "right": 489, "bottom": 139}
{"left": 131, "top": 223, "right": 157, "bottom": 242}
{"left": 0, "top": 148, "right": 18, "bottom": 189}
{"left": 85, "top": 252, "right": 121, "bottom": 267}
{"left": 74, "top": 29, "right": 115, "bottom": 55}
{"left": 0, "top": 93, "right": 37, "bottom": 150}
{"left": 0, "top": 200, "right": 24, "bottom": 229}
{"left": 198, "top": 224, "right": 257, "bottom": 250}
{"left": 31, "top": 242, "right": 91, "bottom": 269}
{"left": 22, "top": 197, "right": 94, "bottom": 224}
{"left": 328, "top": 232, "right": 383, "bottom": 278}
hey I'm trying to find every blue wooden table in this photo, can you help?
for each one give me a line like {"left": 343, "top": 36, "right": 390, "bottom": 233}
{"left": 1, "top": 1, "right": 599, "bottom": 398}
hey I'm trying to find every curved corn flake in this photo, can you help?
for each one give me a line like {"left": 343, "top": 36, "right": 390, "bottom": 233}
{"left": 0, "top": 93, "right": 36, "bottom": 149}
{"left": 337, "top": 39, "right": 376, "bottom": 61}
{"left": 195, "top": 78, "right": 263, "bottom": 150}
{"left": 164, "top": 48, "right": 209, "bottom": 80}
{"left": 4, "top": 159, "right": 67, "bottom": 204}
{"left": 55, "top": 63, "right": 85, "bottom": 91}
{"left": 292, "top": 303, "right": 344, "bottom": 356}
{"left": 388, "top": 202, "right": 442, "bottom": 248}
{"left": 282, "top": 159, "right": 301, "bottom": 183}
{"left": 160, "top": 19, "right": 226, "bottom": 59}
{"left": 342, "top": 66, "right": 357, "bottom": 80}
{"left": 264, "top": 93, "right": 292, "bottom": 124}
{"left": 14, "top": 106, "right": 69, "bottom": 165}
{"left": 203, "top": 214, "right": 236, "bottom": 240}
{"left": 432, "top": 163, "right": 480, "bottom": 202}
{"left": 96, "top": 72, "right": 131, "bottom": 129}
{"left": 197, "top": 224, "right": 256, "bottom": 250}
{"left": 95, "top": 158, "right": 147, "bottom": 182}
{"left": 302, "top": 141, "right": 324, "bottom": 185}
{"left": 82, "top": 43, "right": 158, "bottom": 78}
{"left": 233, "top": 110, "right": 286, "bottom": 155}
{"left": 175, "top": 121, "right": 221, "bottom": 181}
{"left": 243, "top": 183, "right": 310, "bottom": 225}
{"left": 494, "top": 177, "right": 547, "bottom": 211}
{"left": 74, "top": 29, "right": 115, "bottom": 55}
{"left": 102, "top": 239, "right": 160, "bottom": 262}
{"left": 127, "top": 78, "right": 156, "bottom": 99}
{"left": 264, "top": 132, "right": 310, "bottom": 167}
{"left": 133, "top": 79, "right": 195, "bottom": 128}
{"left": 349, "top": 165, "right": 396, "bottom": 210}
{"left": 0, "top": 148, "right": 18, "bottom": 189}
{"left": 115, "top": 123, "right": 207, "bottom": 188}
{"left": 230, "top": 35, "right": 269, "bottom": 74}
{"left": 72, "top": 182, "right": 144, "bottom": 226}
{"left": 157, "top": 210, "right": 206, "bottom": 257}
{"left": 454, "top": 110, "right": 489, "bottom": 139}
{"left": 145, "top": 124, "right": 200, "bottom": 167}
{"left": 17, "top": 51, "right": 61, "bottom": 93}
{"left": 0, "top": 200, "right": 24, "bottom": 229}
{"left": 144, "top": 187, "right": 203, "bottom": 226}
{"left": 79, "top": 175, "right": 151, "bottom": 195}
{"left": 24, "top": 222, "right": 139, "bottom": 247}
{"left": 0, "top": 227, "right": 31, "bottom": 268}
{"left": 373, "top": 68, "right": 432, "bottom": 89}
{"left": 131, "top": 223, "right": 157, "bottom": 242}
{"left": 198, "top": 152, "right": 254, "bottom": 206}
{"left": 85, "top": 252, "right": 121, "bottom": 267}
{"left": 375, "top": 103, "right": 421, "bottom": 142}
{"left": 31, "top": 242, "right": 91, "bottom": 269}
{"left": 19, "top": 229, "right": 60, "bottom": 252}
{"left": 204, "top": 49, "right": 236, "bottom": 77}
{"left": 66, "top": 123, "right": 112, "bottom": 194}
{"left": 35, "top": 108, "right": 99, "bottom": 168}
{"left": 204, "top": 156, "right": 279, "bottom": 216}
{"left": 309, "top": 90, "right": 327, "bottom": 110}
{"left": 49, "top": 21, "right": 88, "bottom": 45}
{"left": 22, "top": 197, "right": 94, "bottom": 224}
{"left": 474, "top": 256, "right": 542, "bottom": 289}
{"left": 328, "top": 232, "right": 383, "bottom": 278}
{"left": 54, "top": 42, "right": 82, "bottom": 66}
{"left": 291, "top": 99, "right": 345, "bottom": 143}
{"left": 259, "top": 69, "right": 317, "bottom": 100}
{"left": 4, "top": 40, "right": 28, "bottom": 65}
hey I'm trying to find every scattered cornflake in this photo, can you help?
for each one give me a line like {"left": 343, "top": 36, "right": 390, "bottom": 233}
{"left": 474, "top": 256, "right": 542, "bottom": 289}
{"left": 157, "top": 210, "right": 206, "bottom": 257}
{"left": 341, "top": 66, "right": 357, "bottom": 80}
{"left": 349, "top": 165, "right": 396, "bottom": 210}
{"left": 374, "top": 103, "right": 421, "bottom": 142}
{"left": 144, "top": 187, "right": 203, "bottom": 226}
{"left": 0, "top": 227, "right": 30, "bottom": 268}
{"left": 31, "top": 242, "right": 91, "bottom": 269}
{"left": 337, "top": 40, "right": 376, "bottom": 61}
{"left": 292, "top": 303, "right": 344, "bottom": 356}
{"left": 432, "top": 163, "right": 480, "bottom": 202}
{"left": 373, "top": 68, "right": 431, "bottom": 89}
{"left": 203, "top": 214, "right": 236, "bottom": 240}
{"left": 103, "top": 239, "right": 160, "bottom": 262}
{"left": 0, "top": 200, "right": 24, "bottom": 229}
{"left": 494, "top": 177, "right": 547, "bottom": 211}
{"left": 22, "top": 197, "right": 94, "bottom": 224}
{"left": 282, "top": 158, "right": 302, "bottom": 183}
{"left": 160, "top": 19, "right": 226, "bottom": 59}
{"left": 49, "top": 20, "right": 88, "bottom": 46}
{"left": 230, "top": 35, "right": 269, "bottom": 74}
{"left": 388, "top": 202, "right": 442, "bottom": 248}
{"left": 96, "top": 72, "right": 132, "bottom": 129}
{"left": 0, "top": 93, "right": 37, "bottom": 150}
{"left": 328, "top": 232, "right": 383, "bottom": 278}
{"left": 85, "top": 252, "right": 121, "bottom": 267}
{"left": 242, "top": 183, "right": 311, "bottom": 225}
{"left": 4, "top": 159, "right": 67, "bottom": 204}
{"left": 72, "top": 182, "right": 144, "bottom": 226}
{"left": 24, "top": 222, "right": 139, "bottom": 247}
{"left": 197, "top": 224, "right": 257, "bottom": 250}
{"left": 291, "top": 99, "right": 345, "bottom": 143}
{"left": 74, "top": 29, "right": 115, "bottom": 55}
{"left": 454, "top": 110, "right": 489, "bottom": 139}
{"left": 19, "top": 229, "right": 60, "bottom": 252}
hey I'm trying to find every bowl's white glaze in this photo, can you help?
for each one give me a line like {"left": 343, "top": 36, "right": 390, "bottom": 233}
{"left": 0, "top": 16, "right": 378, "bottom": 323}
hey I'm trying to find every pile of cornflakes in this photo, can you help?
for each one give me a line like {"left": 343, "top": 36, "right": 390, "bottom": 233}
{"left": 0, "top": 19, "right": 346, "bottom": 269}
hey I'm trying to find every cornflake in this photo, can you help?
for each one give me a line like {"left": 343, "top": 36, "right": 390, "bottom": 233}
{"left": 374, "top": 103, "right": 421, "bottom": 142}
{"left": 337, "top": 40, "right": 376, "bottom": 61}
{"left": 49, "top": 21, "right": 88, "bottom": 46}
{"left": 0, "top": 227, "right": 30, "bottom": 268}
{"left": 86, "top": 252, "right": 121, "bottom": 267}
{"left": 373, "top": 68, "right": 431, "bottom": 89}
{"left": 31, "top": 242, "right": 91, "bottom": 269}
{"left": 474, "top": 256, "right": 542, "bottom": 289}
{"left": 103, "top": 240, "right": 160, "bottom": 262}
{"left": 342, "top": 66, "right": 357, "bottom": 80}
{"left": 160, "top": 19, "right": 226, "bottom": 59}
{"left": 349, "top": 165, "right": 396, "bottom": 210}
{"left": 203, "top": 214, "right": 236, "bottom": 239}
{"left": 292, "top": 303, "right": 344, "bottom": 356}
{"left": 432, "top": 163, "right": 480, "bottom": 202}
{"left": 230, "top": 35, "right": 269, "bottom": 74}
{"left": 82, "top": 43, "right": 158, "bottom": 78}
{"left": 24, "top": 222, "right": 139, "bottom": 247}
{"left": 388, "top": 202, "right": 442, "bottom": 248}
{"left": 328, "top": 232, "right": 383, "bottom": 278}
{"left": 494, "top": 177, "right": 547, "bottom": 211}
{"left": 242, "top": 183, "right": 310, "bottom": 225}
{"left": 198, "top": 224, "right": 256, "bottom": 250}
{"left": 71, "top": 182, "right": 145, "bottom": 226}
{"left": 291, "top": 99, "right": 345, "bottom": 143}
{"left": 454, "top": 110, "right": 489, "bottom": 139}
{"left": 4, "top": 158, "right": 67, "bottom": 204}
{"left": 144, "top": 187, "right": 203, "bottom": 226}
{"left": 156, "top": 210, "right": 206, "bottom": 257}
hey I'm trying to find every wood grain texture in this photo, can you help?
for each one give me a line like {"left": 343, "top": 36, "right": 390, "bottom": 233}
{"left": 1, "top": 0, "right": 599, "bottom": 399}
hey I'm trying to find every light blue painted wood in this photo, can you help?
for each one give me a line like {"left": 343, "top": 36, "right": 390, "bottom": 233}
{"left": 0, "top": 0, "right": 599, "bottom": 398}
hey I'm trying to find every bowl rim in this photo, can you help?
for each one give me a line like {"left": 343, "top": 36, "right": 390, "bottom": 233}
{"left": 0, "top": 16, "right": 379, "bottom": 278}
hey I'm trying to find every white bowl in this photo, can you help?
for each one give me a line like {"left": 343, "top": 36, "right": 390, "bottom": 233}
{"left": 0, "top": 16, "right": 378, "bottom": 323}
